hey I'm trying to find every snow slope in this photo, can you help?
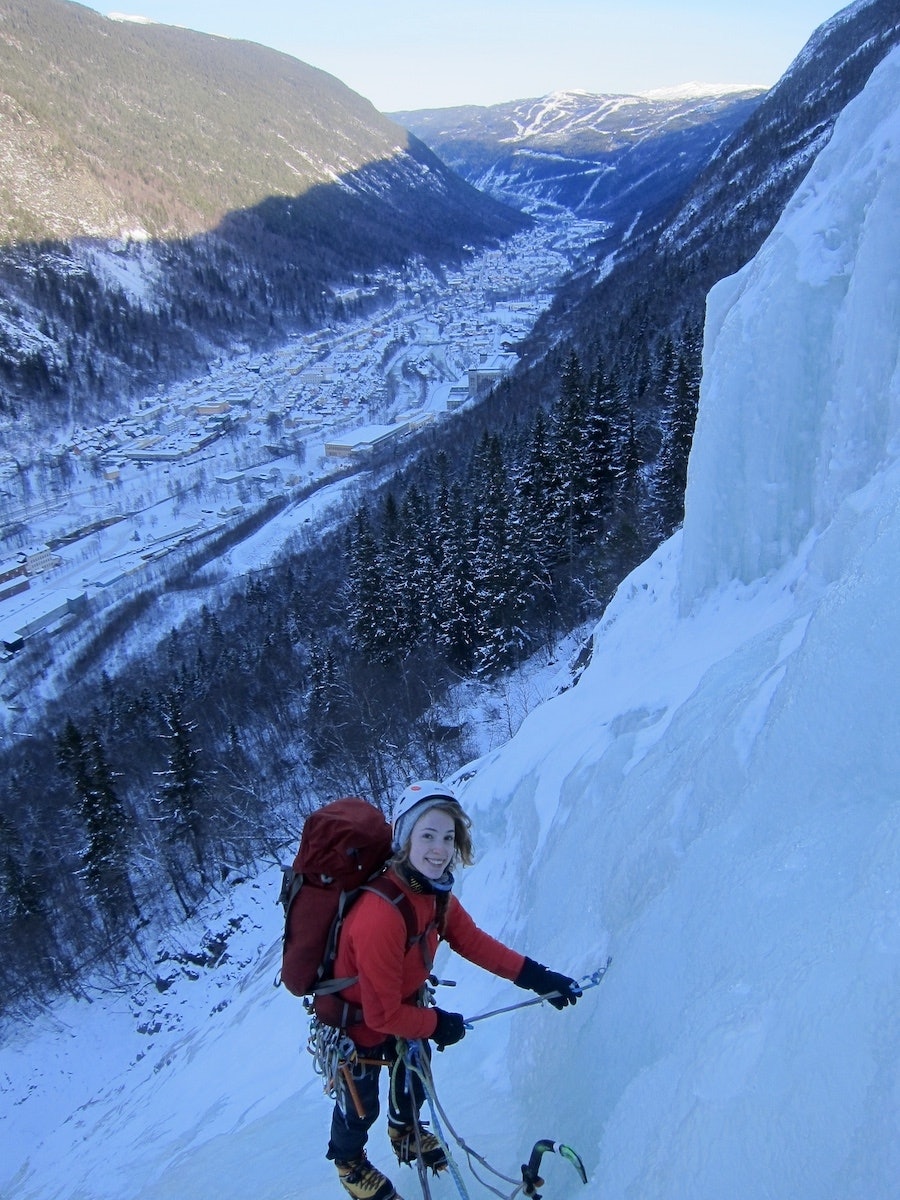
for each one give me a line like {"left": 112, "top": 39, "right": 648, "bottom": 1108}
{"left": 3, "top": 39, "right": 900, "bottom": 1200}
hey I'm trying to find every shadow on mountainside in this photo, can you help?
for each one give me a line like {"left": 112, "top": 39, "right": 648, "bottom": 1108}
{"left": 0, "top": 137, "right": 529, "bottom": 437}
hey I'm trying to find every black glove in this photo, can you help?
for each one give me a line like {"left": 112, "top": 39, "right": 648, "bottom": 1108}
{"left": 432, "top": 1008, "right": 466, "bottom": 1050}
{"left": 515, "top": 958, "right": 581, "bottom": 1010}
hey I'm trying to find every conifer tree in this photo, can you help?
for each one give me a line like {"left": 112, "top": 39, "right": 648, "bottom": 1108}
{"left": 656, "top": 335, "right": 700, "bottom": 531}
{"left": 56, "top": 719, "right": 133, "bottom": 921}
{"left": 470, "top": 432, "right": 530, "bottom": 674}
{"left": 584, "top": 363, "right": 627, "bottom": 534}
{"left": 433, "top": 478, "right": 477, "bottom": 670}
{"left": 398, "top": 482, "right": 437, "bottom": 644}
{"left": 306, "top": 641, "right": 341, "bottom": 764}
{"left": 516, "top": 407, "right": 557, "bottom": 564}
{"left": 0, "top": 811, "right": 43, "bottom": 922}
{"left": 379, "top": 484, "right": 433, "bottom": 653}
{"left": 346, "top": 504, "right": 395, "bottom": 662}
{"left": 154, "top": 693, "right": 209, "bottom": 882}
{"left": 549, "top": 349, "right": 592, "bottom": 561}
{"left": 0, "top": 806, "right": 58, "bottom": 1001}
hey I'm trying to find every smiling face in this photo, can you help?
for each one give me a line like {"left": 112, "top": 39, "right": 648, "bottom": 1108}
{"left": 407, "top": 806, "right": 457, "bottom": 880}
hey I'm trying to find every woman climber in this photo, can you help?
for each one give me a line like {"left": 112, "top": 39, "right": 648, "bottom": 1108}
{"left": 324, "top": 779, "right": 581, "bottom": 1200}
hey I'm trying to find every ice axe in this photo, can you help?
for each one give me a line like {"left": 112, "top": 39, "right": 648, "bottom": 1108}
{"left": 463, "top": 958, "right": 611, "bottom": 1027}
{"left": 521, "top": 1139, "right": 588, "bottom": 1198}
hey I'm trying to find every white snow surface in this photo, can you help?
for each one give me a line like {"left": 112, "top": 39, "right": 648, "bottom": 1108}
{"left": 3, "top": 43, "right": 900, "bottom": 1200}
{"left": 640, "top": 82, "right": 762, "bottom": 100}
{"left": 107, "top": 14, "right": 159, "bottom": 25}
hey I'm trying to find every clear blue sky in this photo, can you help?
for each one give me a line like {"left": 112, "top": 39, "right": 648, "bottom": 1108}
{"left": 85, "top": 0, "right": 848, "bottom": 111}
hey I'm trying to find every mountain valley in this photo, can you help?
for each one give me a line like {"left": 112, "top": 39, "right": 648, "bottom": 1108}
{"left": 3, "top": 0, "right": 900, "bottom": 1031}
{"left": 0, "top": 0, "right": 527, "bottom": 431}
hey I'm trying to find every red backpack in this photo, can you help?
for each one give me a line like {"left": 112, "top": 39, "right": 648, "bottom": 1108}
{"left": 278, "top": 797, "right": 417, "bottom": 1010}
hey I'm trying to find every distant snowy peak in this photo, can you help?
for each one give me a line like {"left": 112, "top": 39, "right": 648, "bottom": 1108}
{"left": 501, "top": 88, "right": 765, "bottom": 146}
{"left": 501, "top": 92, "right": 642, "bottom": 142}
{"left": 395, "top": 86, "right": 763, "bottom": 227}
{"left": 640, "top": 82, "right": 767, "bottom": 101}
{"left": 539, "top": 89, "right": 594, "bottom": 103}
{"left": 396, "top": 87, "right": 763, "bottom": 153}
{"left": 106, "top": 12, "right": 157, "bottom": 24}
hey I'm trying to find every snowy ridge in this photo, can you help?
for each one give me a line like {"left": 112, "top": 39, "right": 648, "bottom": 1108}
{"left": 640, "top": 81, "right": 766, "bottom": 100}
{"left": 3, "top": 40, "right": 900, "bottom": 1200}
{"left": 489, "top": 88, "right": 762, "bottom": 147}
{"left": 790, "top": 0, "right": 873, "bottom": 70}
{"left": 397, "top": 85, "right": 763, "bottom": 226}
{"left": 502, "top": 92, "right": 646, "bottom": 142}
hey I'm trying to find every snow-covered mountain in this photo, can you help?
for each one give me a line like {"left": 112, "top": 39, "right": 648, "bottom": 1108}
{"left": 392, "top": 86, "right": 763, "bottom": 226}
{"left": 3, "top": 29, "right": 899, "bottom": 1200}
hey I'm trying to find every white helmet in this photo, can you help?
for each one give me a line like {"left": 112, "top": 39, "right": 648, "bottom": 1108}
{"left": 392, "top": 780, "right": 459, "bottom": 851}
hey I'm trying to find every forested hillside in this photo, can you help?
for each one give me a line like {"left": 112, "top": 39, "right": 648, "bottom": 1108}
{"left": 0, "top": 313, "right": 694, "bottom": 1016}
{"left": 0, "top": 0, "right": 521, "bottom": 244}
{"left": 0, "top": 0, "right": 526, "bottom": 433}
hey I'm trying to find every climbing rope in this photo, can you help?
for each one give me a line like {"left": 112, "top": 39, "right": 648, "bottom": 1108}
{"left": 308, "top": 962, "right": 610, "bottom": 1200}
{"left": 396, "top": 1038, "right": 527, "bottom": 1200}
{"left": 310, "top": 1022, "right": 518, "bottom": 1197}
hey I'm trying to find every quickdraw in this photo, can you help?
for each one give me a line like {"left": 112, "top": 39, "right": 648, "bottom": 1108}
{"left": 306, "top": 1017, "right": 388, "bottom": 1117}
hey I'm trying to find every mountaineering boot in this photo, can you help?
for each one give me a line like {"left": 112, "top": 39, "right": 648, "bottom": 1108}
{"left": 335, "top": 1155, "right": 398, "bottom": 1200}
{"left": 388, "top": 1122, "right": 448, "bottom": 1172}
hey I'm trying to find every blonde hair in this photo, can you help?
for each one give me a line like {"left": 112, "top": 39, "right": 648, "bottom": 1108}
{"left": 393, "top": 800, "right": 474, "bottom": 868}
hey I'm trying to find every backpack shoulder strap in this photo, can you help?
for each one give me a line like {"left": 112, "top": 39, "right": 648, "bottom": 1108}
{"left": 279, "top": 867, "right": 304, "bottom": 919}
{"left": 361, "top": 874, "right": 419, "bottom": 948}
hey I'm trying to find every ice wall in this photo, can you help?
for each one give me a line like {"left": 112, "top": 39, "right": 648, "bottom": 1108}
{"left": 679, "top": 45, "right": 900, "bottom": 607}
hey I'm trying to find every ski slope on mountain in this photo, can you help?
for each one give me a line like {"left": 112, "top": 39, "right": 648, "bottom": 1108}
{"left": 2, "top": 38, "right": 900, "bottom": 1200}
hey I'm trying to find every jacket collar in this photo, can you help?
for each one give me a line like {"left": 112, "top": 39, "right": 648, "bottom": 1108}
{"left": 395, "top": 860, "right": 455, "bottom": 895}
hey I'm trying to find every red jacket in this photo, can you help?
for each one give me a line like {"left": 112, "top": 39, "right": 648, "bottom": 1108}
{"left": 334, "top": 868, "right": 525, "bottom": 1047}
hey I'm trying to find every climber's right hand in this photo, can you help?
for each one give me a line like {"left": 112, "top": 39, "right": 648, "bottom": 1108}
{"left": 432, "top": 1008, "right": 466, "bottom": 1050}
